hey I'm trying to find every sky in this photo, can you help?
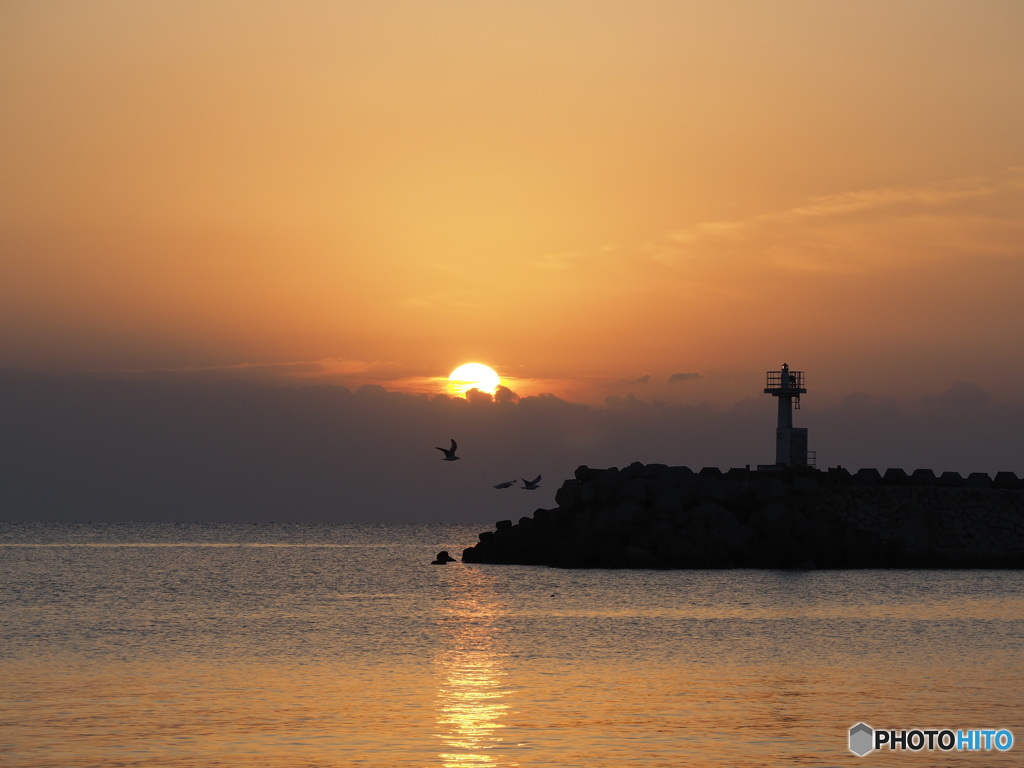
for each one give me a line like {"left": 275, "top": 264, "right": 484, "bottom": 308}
{"left": 2, "top": 1, "right": 1023, "bottom": 522}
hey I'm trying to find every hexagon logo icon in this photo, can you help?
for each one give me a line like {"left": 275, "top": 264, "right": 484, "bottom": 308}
{"left": 849, "top": 722, "right": 874, "bottom": 756}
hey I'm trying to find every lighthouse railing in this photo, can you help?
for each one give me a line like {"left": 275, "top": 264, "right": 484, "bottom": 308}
{"left": 764, "top": 369, "right": 805, "bottom": 390}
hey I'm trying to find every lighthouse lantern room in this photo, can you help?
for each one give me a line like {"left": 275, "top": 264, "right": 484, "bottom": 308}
{"left": 763, "top": 363, "right": 810, "bottom": 468}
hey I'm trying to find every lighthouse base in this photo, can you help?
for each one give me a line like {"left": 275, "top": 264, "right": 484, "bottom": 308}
{"left": 775, "top": 427, "right": 809, "bottom": 467}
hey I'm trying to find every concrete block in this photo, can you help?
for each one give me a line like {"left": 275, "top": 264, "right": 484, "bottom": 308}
{"left": 853, "top": 468, "right": 882, "bottom": 485}
{"left": 883, "top": 468, "right": 909, "bottom": 485}
{"left": 938, "top": 471, "right": 964, "bottom": 487}
{"left": 993, "top": 471, "right": 1020, "bottom": 489}
{"left": 910, "top": 469, "right": 937, "bottom": 486}
{"left": 966, "top": 472, "right": 993, "bottom": 488}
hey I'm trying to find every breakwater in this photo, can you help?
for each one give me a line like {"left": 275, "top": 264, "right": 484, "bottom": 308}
{"left": 462, "top": 463, "right": 1024, "bottom": 568}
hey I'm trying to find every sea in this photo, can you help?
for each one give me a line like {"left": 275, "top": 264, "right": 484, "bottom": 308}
{"left": 1, "top": 521, "right": 1021, "bottom": 768}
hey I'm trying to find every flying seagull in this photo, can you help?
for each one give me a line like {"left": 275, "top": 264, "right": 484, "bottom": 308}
{"left": 436, "top": 438, "right": 460, "bottom": 461}
{"left": 493, "top": 480, "right": 516, "bottom": 489}
{"left": 521, "top": 475, "right": 542, "bottom": 490}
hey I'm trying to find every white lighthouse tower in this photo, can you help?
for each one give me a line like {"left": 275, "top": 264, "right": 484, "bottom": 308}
{"left": 763, "top": 363, "right": 810, "bottom": 468}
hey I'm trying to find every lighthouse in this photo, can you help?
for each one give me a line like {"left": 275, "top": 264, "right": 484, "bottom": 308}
{"left": 763, "top": 363, "right": 810, "bottom": 468}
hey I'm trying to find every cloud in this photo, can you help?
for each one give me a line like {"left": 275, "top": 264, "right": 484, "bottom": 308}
{"left": 670, "top": 220, "right": 749, "bottom": 245}
{"left": 810, "top": 382, "right": 1020, "bottom": 473}
{"left": 465, "top": 388, "right": 494, "bottom": 404}
{"left": 657, "top": 166, "right": 1024, "bottom": 273}
{"left": 920, "top": 381, "right": 991, "bottom": 412}
{"left": 675, "top": 168, "right": 1023, "bottom": 240}
{"left": 3, "top": 372, "right": 1019, "bottom": 524}
{"left": 395, "top": 291, "right": 480, "bottom": 310}
{"left": 535, "top": 251, "right": 580, "bottom": 271}
{"left": 781, "top": 174, "right": 1004, "bottom": 220}
{"left": 622, "top": 374, "right": 652, "bottom": 385}
{"left": 667, "top": 372, "right": 701, "bottom": 384}
{"left": 493, "top": 385, "right": 520, "bottom": 404}
{"left": 100, "top": 357, "right": 402, "bottom": 386}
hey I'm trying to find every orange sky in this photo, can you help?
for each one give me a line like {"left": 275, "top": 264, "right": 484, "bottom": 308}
{"left": 3, "top": 1, "right": 1023, "bottom": 406}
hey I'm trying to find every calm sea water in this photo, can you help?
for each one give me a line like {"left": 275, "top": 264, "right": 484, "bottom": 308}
{"left": 1, "top": 522, "right": 1021, "bottom": 768}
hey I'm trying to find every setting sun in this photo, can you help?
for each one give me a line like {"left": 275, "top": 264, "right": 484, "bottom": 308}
{"left": 448, "top": 363, "right": 501, "bottom": 397}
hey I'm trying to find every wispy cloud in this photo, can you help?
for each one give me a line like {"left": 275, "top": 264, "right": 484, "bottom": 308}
{"left": 782, "top": 174, "right": 1006, "bottom": 220}
{"left": 659, "top": 166, "right": 1024, "bottom": 272}
{"left": 103, "top": 357, "right": 399, "bottom": 384}
{"left": 683, "top": 168, "right": 1021, "bottom": 235}
{"left": 670, "top": 220, "right": 749, "bottom": 244}
{"left": 535, "top": 251, "right": 581, "bottom": 271}
{"left": 395, "top": 291, "right": 481, "bottom": 310}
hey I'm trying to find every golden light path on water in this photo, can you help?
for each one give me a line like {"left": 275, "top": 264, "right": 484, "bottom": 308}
{"left": 434, "top": 565, "right": 516, "bottom": 767}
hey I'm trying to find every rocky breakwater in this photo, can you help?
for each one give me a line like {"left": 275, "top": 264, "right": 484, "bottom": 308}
{"left": 461, "top": 463, "right": 1024, "bottom": 568}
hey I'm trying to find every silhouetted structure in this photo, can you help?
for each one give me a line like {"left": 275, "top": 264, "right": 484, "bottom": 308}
{"left": 461, "top": 462, "right": 1024, "bottom": 569}
{"left": 762, "top": 363, "right": 810, "bottom": 468}
{"left": 461, "top": 364, "right": 1024, "bottom": 569}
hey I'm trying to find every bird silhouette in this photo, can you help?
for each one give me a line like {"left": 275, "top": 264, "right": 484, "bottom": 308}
{"left": 431, "top": 550, "right": 457, "bottom": 564}
{"left": 520, "top": 475, "right": 542, "bottom": 490}
{"left": 493, "top": 480, "right": 516, "bottom": 489}
{"left": 436, "top": 439, "right": 460, "bottom": 461}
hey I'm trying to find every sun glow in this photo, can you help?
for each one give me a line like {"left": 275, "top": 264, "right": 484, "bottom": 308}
{"left": 448, "top": 363, "right": 501, "bottom": 397}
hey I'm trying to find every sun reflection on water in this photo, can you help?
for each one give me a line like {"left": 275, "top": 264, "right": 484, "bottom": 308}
{"left": 434, "top": 566, "right": 516, "bottom": 767}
